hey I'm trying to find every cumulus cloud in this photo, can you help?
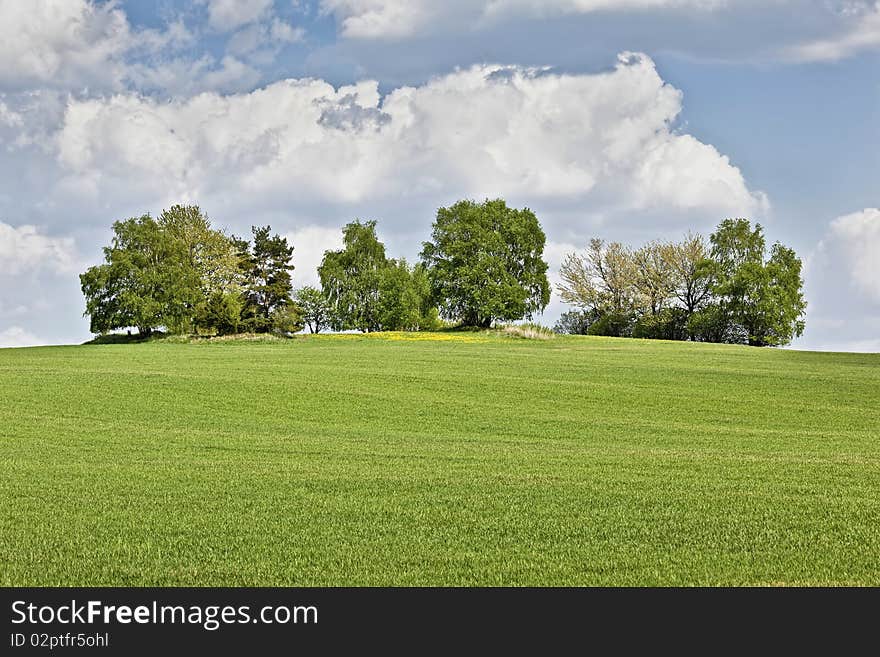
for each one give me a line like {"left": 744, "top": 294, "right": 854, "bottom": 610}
{"left": 321, "top": 0, "right": 727, "bottom": 39}
{"left": 0, "top": 0, "right": 193, "bottom": 91}
{"left": 824, "top": 208, "right": 880, "bottom": 302}
{"left": 0, "top": 222, "right": 77, "bottom": 276}
{"left": 797, "top": 208, "right": 880, "bottom": 352}
{"left": 484, "top": 0, "right": 726, "bottom": 17}
{"left": 0, "top": 101, "right": 23, "bottom": 128}
{"left": 53, "top": 53, "right": 763, "bottom": 224}
{"left": 0, "top": 326, "right": 42, "bottom": 348}
{"left": 228, "top": 19, "right": 306, "bottom": 57}
{"left": 286, "top": 225, "right": 346, "bottom": 287}
{"left": 0, "top": 0, "right": 130, "bottom": 88}
{"left": 789, "top": 2, "right": 880, "bottom": 60}
{"left": 200, "top": 0, "right": 275, "bottom": 32}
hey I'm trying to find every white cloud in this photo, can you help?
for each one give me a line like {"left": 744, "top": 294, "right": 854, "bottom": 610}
{"left": 201, "top": 0, "right": 275, "bottom": 32}
{"left": 228, "top": 19, "right": 305, "bottom": 56}
{"left": 797, "top": 208, "right": 880, "bottom": 352}
{"left": 484, "top": 0, "right": 726, "bottom": 17}
{"left": 0, "top": 0, "right": 194, "bottom": 91}
{"left": 320, "top": 0, "right": 439, "bottom": 39}
{"left": 286, "top": 225, "right": 346, "bottom": 287}
{"left": 0, "top": 222, "right": 77, "bottom": 275}
{"left": 53, "top": 53, "right": 762, "bottom": 222}
{"left": 0, "top": 101, "right": 23, "bottom": 128}
{"left": 825, "top": 208, "right": 880, "bottom": 302}
{"left": 321, "top": 0, "right": 727, "bottom": 39}
{"left": 789, "top": 2, "right": 880, "bottom": 61}
{"left": 0, "top": 0, "right": 203, "bottom": 94}
{"left": 0, "top": 0, "right": 131, "bottom": 89}
{"left": 0, "top": 326, "right": 42, "bottom": 348}
{"left": 126, "top": 55, "right": 262, "bottom": 96}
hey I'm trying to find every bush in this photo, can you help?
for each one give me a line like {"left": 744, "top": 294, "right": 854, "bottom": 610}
{"left": 553, "top": 309, "right": 599, "bottom": 335}
{"left": 197, "top": 291, "right": 243, "bottom": 336}
{"left": 500, "top": 323, "right": 555, "bottom": 340}
{"left": 687, "top": 304, "right": 749, "bottom": 344}
{"left": 270, "top": 304, "right": 304, "bottom": 335}
{"left": 587, "top": 312, "right": 634, "bottom": 338}
{"left": 632, "top": 308, "right": 689, "bottom": 341}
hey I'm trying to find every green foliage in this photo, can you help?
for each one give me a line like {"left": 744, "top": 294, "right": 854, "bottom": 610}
{"left": 238, "top": 226, "right": 295, "bottom": 333}
{"left": 197, "top": 291, "right": 243, "bottom": 336}
{"left": 377, "top": 260, "right": 437, "bottom": 331}
{"left": 632, "top": 307, "right": 689, "bottom": 341}
{"left": 319, "top": 220, "right": 388, "bottom": 332}
{"left": 587, "top": 312, "right": 634, "bottom": 338}
{"left": 294, "top": 286, "right": 332, "bottom": 334}
{"left": 4, "top": 337, "right": 878, "bottom": 585}
{"left": 559, "top": 219, "right": 806, "bottom": 347}
{"left": 553, "top": 309, "right": 600, "bottom": 335}
{"left": 80, "top": 206, "right": 244, "bottom": 337}
{"left": 270, "top": 303, "right": 304, "bottom": 335}
{"left": 558, "top": 238, "right": 638, "bottom": 316}
{"left": 686, "top": 304, "right": 743, "bottom": 344}
{"left": 80, "top": 214, "right": 172, "bottom": 336}
{"left": 420, "top": 199, "right": 550, "bottom": 327}
{"left": 709, "top": 219, "right": 807, "bottom": 346}
{"left": 664, "top": 232, "right": 713, "bottom": 314}
{"left": 633, "top": 241, "right": 675, "bottom": 315}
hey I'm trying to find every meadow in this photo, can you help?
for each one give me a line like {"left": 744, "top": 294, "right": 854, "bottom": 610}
{"left": 1, "top": 333, "right": 878, "bottom": 586}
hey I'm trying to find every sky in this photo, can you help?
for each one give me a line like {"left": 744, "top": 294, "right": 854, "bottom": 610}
{"left": 0, "top": 0, "right": 877, "bottom": 350}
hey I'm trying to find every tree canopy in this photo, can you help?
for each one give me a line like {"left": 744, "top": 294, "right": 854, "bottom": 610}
{"left": 420, "top": 199, "right": 550, "bottom": 327}
{"left": 708, "top": 219, "right": 806, "bottom": 347}
{"left": 556, "top": 218, "right": 806, "bottom": 346}
{"left": 319, "top": 220, "right": 388, "bottom": 332}
{"left": 236, "top": 225, "right": 295, "bottom": 333}
{"left": 80, "top": 203, "right": 805, "bottom": 347}
{"left": 81, "top": 207, "right": 298, "bottom": 336}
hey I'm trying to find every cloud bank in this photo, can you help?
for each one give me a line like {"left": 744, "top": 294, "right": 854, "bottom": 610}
{"left": 54, "top": 53, "right": 763, "bottom": 226}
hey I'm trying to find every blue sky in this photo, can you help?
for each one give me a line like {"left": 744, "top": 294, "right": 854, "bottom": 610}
{"left": 0, "top": 0, "right": 878, "bottom": 350}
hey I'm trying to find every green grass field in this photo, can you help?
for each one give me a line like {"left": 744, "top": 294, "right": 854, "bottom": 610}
{"left": 1, "top": 333, "right": 878, "bottom": 586}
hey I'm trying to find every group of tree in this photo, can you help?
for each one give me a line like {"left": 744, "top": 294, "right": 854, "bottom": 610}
{"left": 555, "top": 219, "right": 806, "bottom": 347}
{"left": 80, "top": 204, "right": 805, "bottom": 347}
{"left": 80, "top": 205, "right": 298, "bottom": 336}
{"left": 313, "top": 199, "right": 550, "bottom": 331}
{"left": 317, "top": 220, "right": 437, "bottom": 332}
{"left": 80, "top": 199, "right": 552, "bottom": 337}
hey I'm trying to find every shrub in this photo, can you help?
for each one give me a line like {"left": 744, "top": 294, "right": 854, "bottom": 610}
{"left": 553, "top": 309, "right": 599, "bottom": 335}
{"left": 500, "top": 323, "right": 556, "bottom": 340}
{"left": 587, "top": 312, "right": 634, "bottom": 338}
{"left": 270, "top": 304, "right": 304, "bottom": 335}
{"left": 632, "top": 308, "right": 689, "bottom": 341}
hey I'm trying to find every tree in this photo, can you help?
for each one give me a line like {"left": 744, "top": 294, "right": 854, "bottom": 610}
{"left": 158, "top": 205, "right": 243, "bottom": 334}
{"left": 709, "top": 218, "right": 806, "bottom": 346}
{"left": 81, "top": 207, "right": 245, "bottom": 337}
{"left": 319, "top": 220, "right": 388, "bottom": 332}
{"left": 197, "top": 291, "right": 243, "bottom": 336}
{"left": 80, "top": 215, "right": 173, "bottom": 336}
{"left": 377, "top": 259, "right": 437, "bottom": 331}
{"left": 632, "top": 241, "right": 674, "bottom": 316}
{"left": 420, "top": 199, "right": 550, "bottom": 327}
{"left": 558, "top": 238, "right": 638, "bottom": 316}
{"left": 294, "top": 286, "right": 332, "bottom": 334}
{"left": 553, "top": 309, "right": 600, "bottom": 335}
{"left": 238, "top": 226, "right": 295, "bottom": 333}
{"left": 271, "top": 303, "right": 304, "bottom": 335}
{"left": 632, "top": 307, "right": 689, "bottom": 341}
{"left": 663, "top": 232, "right": 713, "bottom": 316}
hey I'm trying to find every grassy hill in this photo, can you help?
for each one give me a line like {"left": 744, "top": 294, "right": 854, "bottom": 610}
{"left": 1, "top": 332, "right": 878, "bottom": 586}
